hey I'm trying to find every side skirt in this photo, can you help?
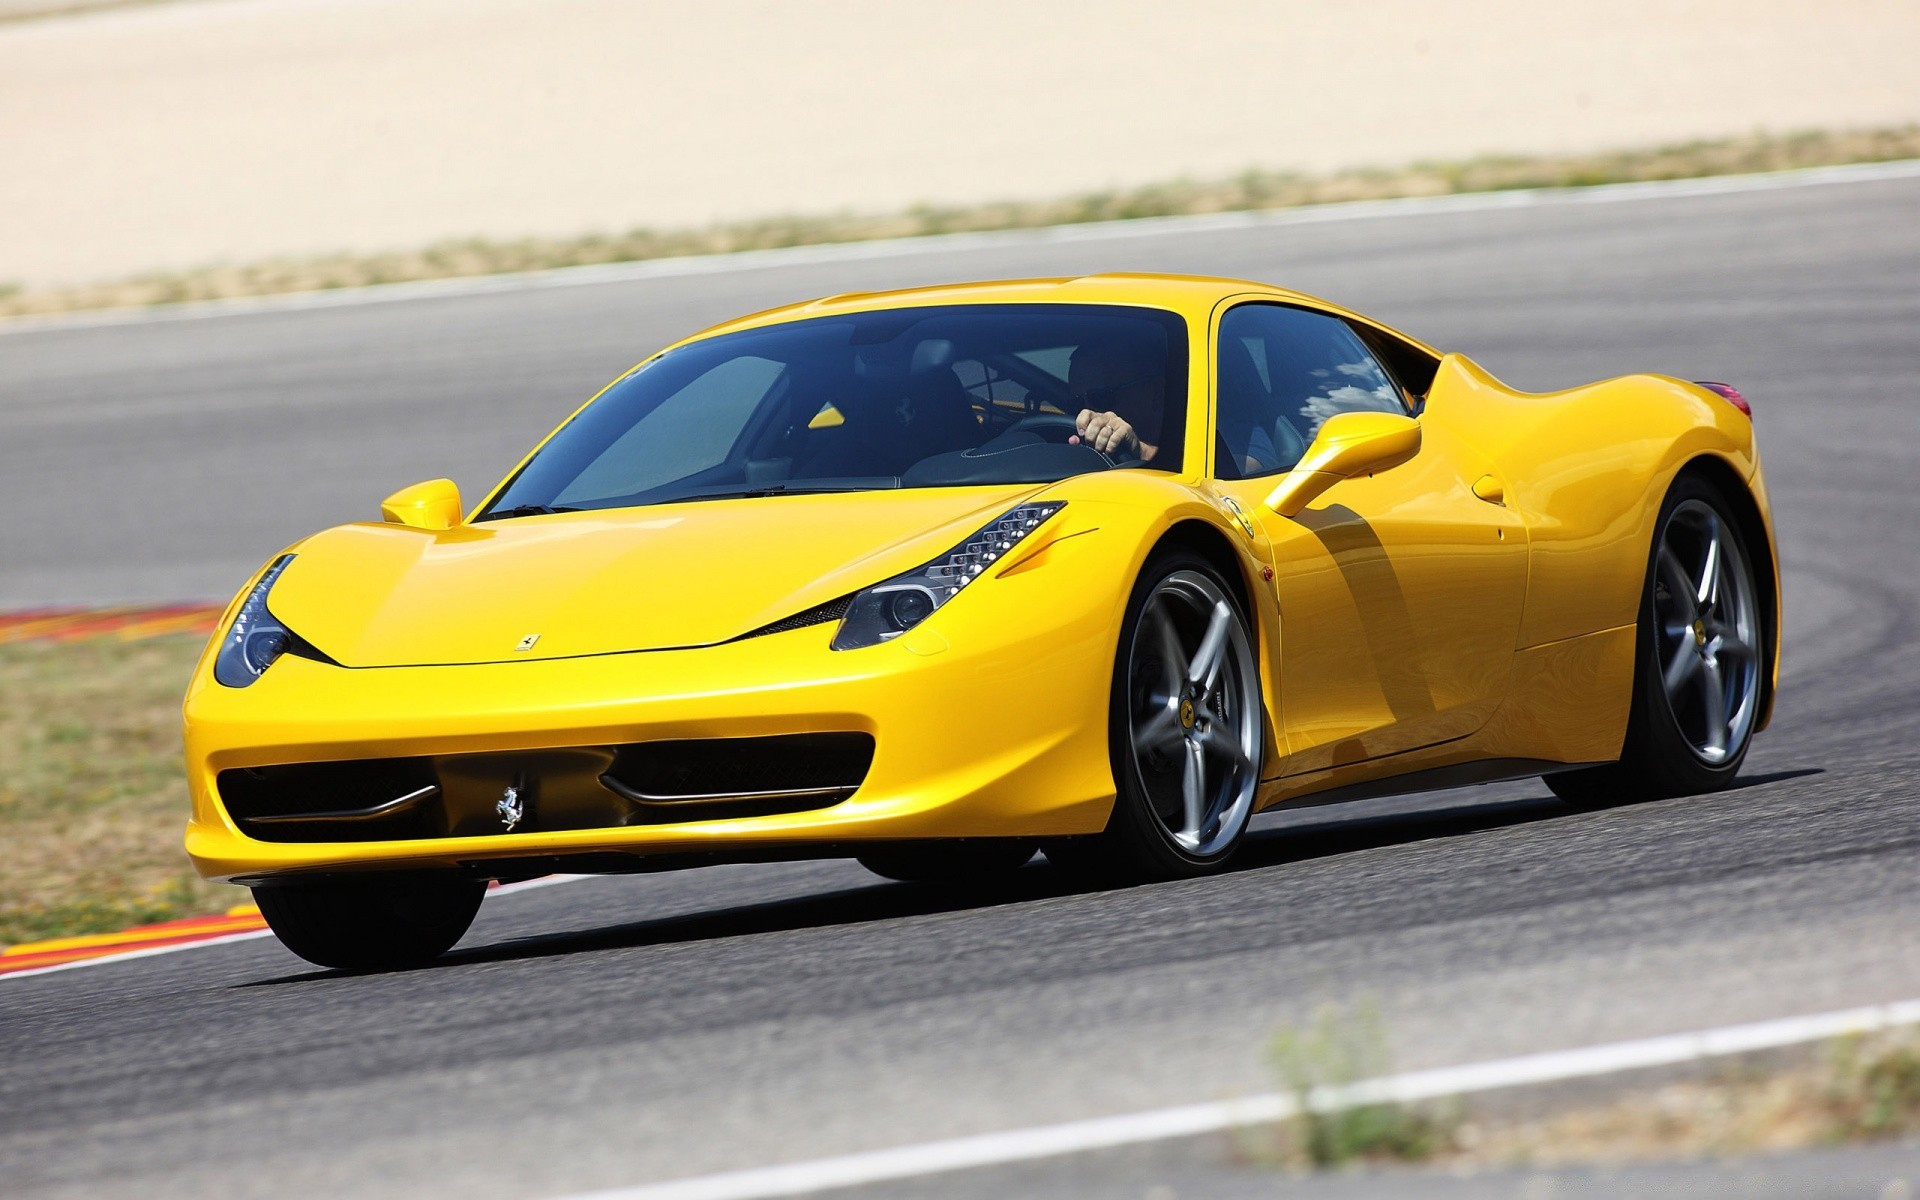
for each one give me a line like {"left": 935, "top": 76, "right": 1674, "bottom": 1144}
{"left": 1264, "top": 757, "right": 1606, "bottom": 813}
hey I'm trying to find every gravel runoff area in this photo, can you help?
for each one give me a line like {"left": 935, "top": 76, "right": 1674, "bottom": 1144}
{"left": 1, "top": 0, "right": 1918, "bottom": 289}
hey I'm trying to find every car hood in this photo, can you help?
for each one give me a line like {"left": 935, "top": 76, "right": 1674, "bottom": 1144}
{"left": 267, "top": 484, "right": 1048, "bottom": 667}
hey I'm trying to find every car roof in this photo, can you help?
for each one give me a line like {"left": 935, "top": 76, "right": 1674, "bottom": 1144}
{"left": 667, "top": 274, "right": 1441, "bottom": 361}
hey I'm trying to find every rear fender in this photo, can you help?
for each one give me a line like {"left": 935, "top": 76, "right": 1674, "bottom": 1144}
{"left": 1425, "top": 354, "right": 1763, "bottom": 648}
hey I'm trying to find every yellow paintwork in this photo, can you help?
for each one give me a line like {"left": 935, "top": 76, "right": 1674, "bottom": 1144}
{"left": 378, "top": 478, "right": 463, "bottom": 531}
{"left": 1263, "top": 411, "right": 1423, "bottom": 517}
{"left": 274, "top": 485, "right": 1054, "bottom": 666}
{"left": 182, "top": 274, "right": 1779, "bottom": 883}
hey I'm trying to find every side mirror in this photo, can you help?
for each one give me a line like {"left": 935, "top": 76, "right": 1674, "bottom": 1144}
{"left": 1263, "top": 412, "right": 1421, "bottom": 518}
{"left": 380, "top": 478, "right": 463, "bottom": 530}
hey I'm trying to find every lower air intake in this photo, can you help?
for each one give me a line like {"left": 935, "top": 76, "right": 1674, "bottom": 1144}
{"left": 600, "top": 733, "right": 875, "bottom": 821}
{"left": 218, "top": 733, "right": 875, "bottom": 841}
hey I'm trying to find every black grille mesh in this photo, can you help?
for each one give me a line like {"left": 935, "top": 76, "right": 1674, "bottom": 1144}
{"left": 219, "top": 757, "right": 440, "bottom": 841}
{"left": 603, "top": 733, "right": 874, "bottom": 799}
{"left": 737, "top": 594, "right": 853, "bottom": 640}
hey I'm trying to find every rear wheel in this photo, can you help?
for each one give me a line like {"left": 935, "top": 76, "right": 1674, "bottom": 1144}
{"left": 253, "top": 874, "right": 486, "bottom": 971}
{"left": 1547, "top": 475, "right": 1765, "bottom": 808}
{"left": 856, "top": 841, "right": 1037, "bottom": 884}
{"left": 1047, "top": 552, "right": 1265, "bottom": 881}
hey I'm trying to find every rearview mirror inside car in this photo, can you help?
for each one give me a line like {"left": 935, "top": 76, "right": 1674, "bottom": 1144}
{"left": 1263, "top": 412, "right": 1421, "bottom": 518}
{"left": 380, "top": 478, "right": 464, "bottom": 530}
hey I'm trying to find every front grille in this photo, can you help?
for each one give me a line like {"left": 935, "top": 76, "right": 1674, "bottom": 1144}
{"left": 219, "top": 733, "right": 873, "bottom": 843}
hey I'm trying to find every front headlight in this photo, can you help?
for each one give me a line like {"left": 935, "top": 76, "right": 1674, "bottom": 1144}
{"left": 832, "top": 502, "right": 1064, "bottom": 650}
{"left": 214, "top": 555, "right": 298, "bottom": 687}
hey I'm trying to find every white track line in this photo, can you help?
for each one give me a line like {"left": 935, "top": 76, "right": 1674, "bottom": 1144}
{"left": 560, "top": 997, "right": 1920, "bottom": 1200}
{"left": 491, "top": 873, "right": 592, "bottom": 897}
{"left": 0, "top": 873, "right": 588, "bottom": 982}
{"left": 6, "top": 158, "right": 1918, "bottom": 337}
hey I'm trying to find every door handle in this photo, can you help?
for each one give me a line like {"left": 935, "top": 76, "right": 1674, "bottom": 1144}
{"left": 1471, "top": 474, "right": 1506, "bottom": 506}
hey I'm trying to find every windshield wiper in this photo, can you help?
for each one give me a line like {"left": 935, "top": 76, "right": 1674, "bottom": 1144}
{"left": 652, "top": 480, "right": 901, "bottom": 504}
{"left": 485, "top": 503, "right": 582, "bottom": 520}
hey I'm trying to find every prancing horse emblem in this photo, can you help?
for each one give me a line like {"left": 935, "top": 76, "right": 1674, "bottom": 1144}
{"left": 515, "top": 633, "right": 540, "bottom": 652}
{"left": 497, "top": 785, "right": 524, "bottom": 831}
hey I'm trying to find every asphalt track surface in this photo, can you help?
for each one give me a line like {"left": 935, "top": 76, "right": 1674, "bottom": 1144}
{"left": 4, "top": 172, "right": 1920, "bottom": 1196}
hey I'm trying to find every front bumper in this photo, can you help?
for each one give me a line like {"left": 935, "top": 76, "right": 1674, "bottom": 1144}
{"left": 183, "top": 586, "right": 1121, "bottom": 883}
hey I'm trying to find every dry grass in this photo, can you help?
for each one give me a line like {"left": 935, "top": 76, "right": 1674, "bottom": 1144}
{"left": 4, "top": 125, "right": 1916, "bottom": 320}
{"left": 1448, "top": 1033, "right": 1920, "bottom": 1168}
{"left": 0, "top": 632, "right": 228, "bottom": 948}
{"left": 1245, "top": 1020, "right": 1920, "bottom": 1173}
{"left": 1263, "top": 1001, "right": 1454, "bottom": 1168}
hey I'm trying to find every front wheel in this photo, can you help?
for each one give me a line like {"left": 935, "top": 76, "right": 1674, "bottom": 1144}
{"left": 1048, "top": 552, "right": 1265, "bottom": 882}
{"left": 253, "top": 874, "right": 486, "bottom": 971}
{"left": 1548, "top": 475, "right": 1766, "bottom": 808}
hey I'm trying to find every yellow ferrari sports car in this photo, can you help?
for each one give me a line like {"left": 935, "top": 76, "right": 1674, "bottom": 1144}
{"left": 183, "top": 274, "right": 1779, "bottom": 969}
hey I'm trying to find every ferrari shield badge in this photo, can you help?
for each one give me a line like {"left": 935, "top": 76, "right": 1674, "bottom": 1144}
{"left": 515, "top": 633, "right": 541, "bottom": 652}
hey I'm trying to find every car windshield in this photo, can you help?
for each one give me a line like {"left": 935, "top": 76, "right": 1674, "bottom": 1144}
{"left": 479, "top": 303, "right": 1187, "bottom": 517}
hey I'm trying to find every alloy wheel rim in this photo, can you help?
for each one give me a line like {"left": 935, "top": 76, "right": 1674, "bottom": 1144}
{"left": 1652, "top": 499, "right": 1761, "bottom": 765}
{"left": 1126, "top": 571, "right": 1262, "bottom": 857}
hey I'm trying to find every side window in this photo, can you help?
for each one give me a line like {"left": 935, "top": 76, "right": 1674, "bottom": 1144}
{"left": 1214, "top": 304, "right": 1407, "bottom": 479}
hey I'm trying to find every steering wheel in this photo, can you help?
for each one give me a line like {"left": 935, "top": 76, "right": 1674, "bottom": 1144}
{"left": 994, "top": 412, "right": 1119, "bottom": 467}
{"left": 1002, "top": 413, "right": 1083, "bottom": 443}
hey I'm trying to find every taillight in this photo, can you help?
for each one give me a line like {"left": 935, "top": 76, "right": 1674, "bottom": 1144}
{"left": 1695, "top": 380, "right": 1751, "bottom": 418}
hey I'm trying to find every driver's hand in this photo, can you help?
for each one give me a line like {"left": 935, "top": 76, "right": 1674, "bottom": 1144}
{"left": 1072, "top": 409, "right": 1139, "bottom": 457}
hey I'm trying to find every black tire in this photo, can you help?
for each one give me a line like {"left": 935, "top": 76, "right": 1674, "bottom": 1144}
{"left": 855, "top": 841, "right": 1037, "bottom": 884}
{"left": 1547, "top": 474, "right": 1766, "bottom": 809}
{"left": 253, "top": 874, "right": 486, "bottom": 971}
{"left": 1045, "top": 549, "right": 1264, "bottom": 883}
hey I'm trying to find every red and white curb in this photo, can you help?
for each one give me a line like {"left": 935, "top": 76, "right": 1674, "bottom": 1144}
{"left": 0, "top": 602, "right": 224, "bottom": 645}
{"left": 0, "top": 905, "right": 274, "bottom": 976}
{"left": 0, "top": 874, "right": 584, "bottom": 980}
